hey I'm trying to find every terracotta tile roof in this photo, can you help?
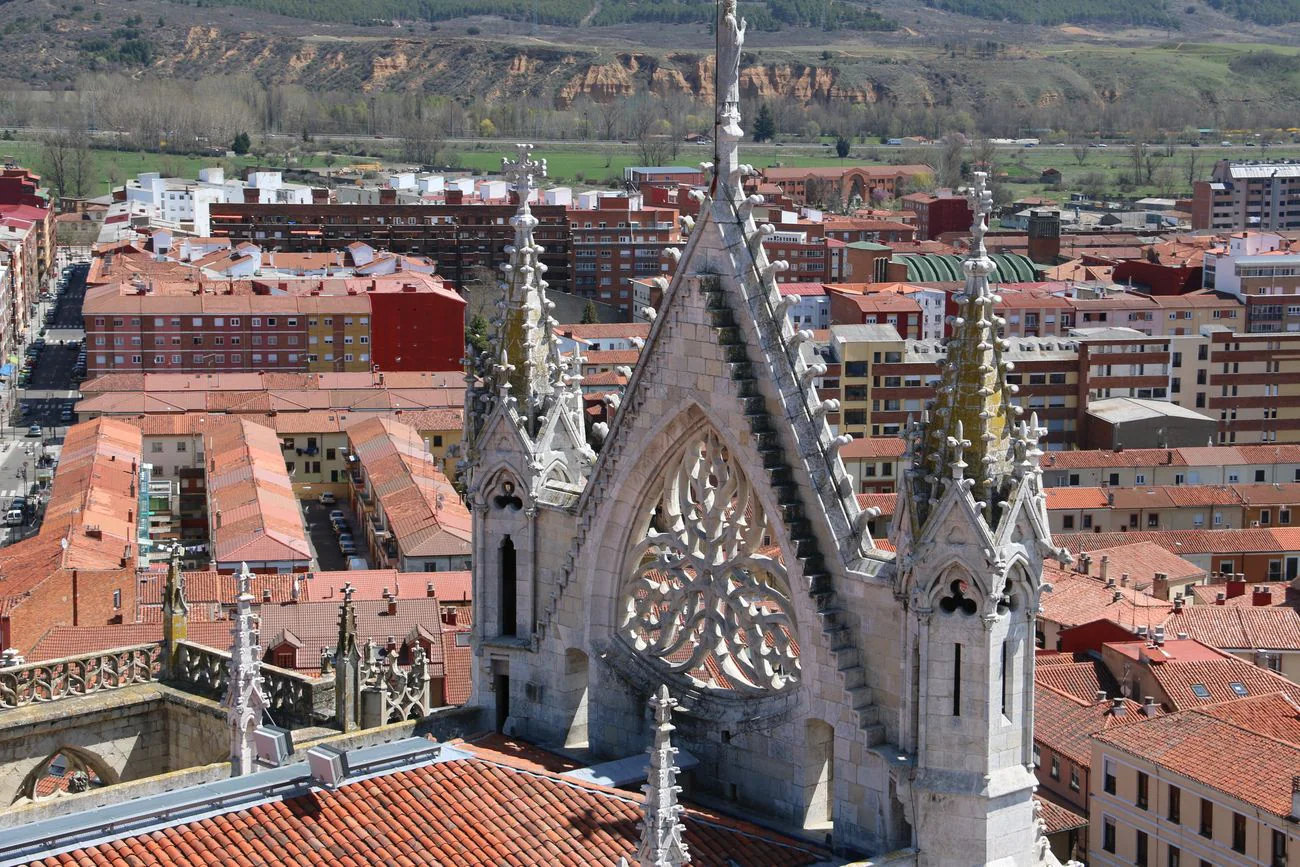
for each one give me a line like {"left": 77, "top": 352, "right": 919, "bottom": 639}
{"left": 1198, "top": 692, "right": 1300, "bottom": 745}
{"left": 31, "top": 754, "right": 830, "bottom": 867}
{"left": 1188, "top": 582, "right": 1298, "bottom": 608}
{"left": 1055, "top": 528, "right": 1284, "bottom": 557}
{"left": 1112, "top": 639, "right": 1300, "bottom": 708}
{"left": 1038, "top": 570, "right": 1174, "bottom": 630}
{"left": 1040, "top": 448, "right": 1192, "bottom": 470}
{"left": 1034, "top": 793, "right": 1089, "bottom": 835}
{"left": 854, "top": 493, "right": 896, "bottom": 517}
{"left": 1095, "top": 704, "right": 1300, "bottom": 818}
{"left": 441, "top": 627, "right": 473, "bottom": 704}
{"left": 1077, "top": 541, "right": 1205, "bottom": 582}
{"left": 839, "top": 437, "right": 907, "bottom": 459}
{"left": 1035, "top": 659, "right": 1122, "bottom": 703}
{"left": 1163, "top": 605, "right": 1300, "bottom": 650}
{"left": 583, "top": 349, "right": 641, "bottom": 365}
{"left": 1044, "top": 487, "right": 1109, "bottom": 510}
{"left": 348, "top": 417, "right": 471, "bottom": 559}
{"left": 205, "top": 419, "right": 310, "bottom": 566}
{"left": 258, "top": 598, "right": 453, "bottom": 675}
{"left": 556, "top": 323, "right": 651, "bottom": 340}
{"left": 1034, "top": 682, "right": 1153, "bottom": 768}
{"left": 27, "top": 623, "right": 234, "bottom": 661}
{"left": 1228, "top": 482, "right": 1300, "bottom": 506}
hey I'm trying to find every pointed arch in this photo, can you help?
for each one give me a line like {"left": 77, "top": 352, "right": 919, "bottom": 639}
{"left": 16, "top": 746, "right": 118, "bottom": 804}
{"left": 613, "top": 408, "right": 801, "bottom": 698}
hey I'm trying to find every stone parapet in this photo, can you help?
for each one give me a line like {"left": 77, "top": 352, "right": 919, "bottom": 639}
{"left": 0, "top": 644, "right": 160, "bottom": 709}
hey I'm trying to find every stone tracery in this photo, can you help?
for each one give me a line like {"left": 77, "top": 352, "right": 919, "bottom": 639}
{"left": 619, "top": 429, "right": 800, "bottom": 695}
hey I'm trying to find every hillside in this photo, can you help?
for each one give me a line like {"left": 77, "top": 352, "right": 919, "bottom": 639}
{"left": 187, "top": 0, "right": 897, "bottom": 30}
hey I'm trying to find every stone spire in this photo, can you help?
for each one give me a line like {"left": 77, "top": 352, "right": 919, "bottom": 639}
{"left": 487, "top": 143, "right": 567, "bottom": 432}
{"left": 633, "top": 685, "right": 691, "bottom": 867}
{"left": 912, "top": 171, "right": 1020, "bottom": 525}
{"left": 334, "top": 582, "right": 361, "bottom": 732}
{"left": 161, "top": 542, "right": 188, "bottom": 678}
{"left": 225, "top": 563, "right": 267, "bottom": 777}
{"left": 710, "top": 0, "right": 746, "bottom": 201}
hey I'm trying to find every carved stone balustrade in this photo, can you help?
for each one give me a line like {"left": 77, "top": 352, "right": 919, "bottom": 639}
{"left": 172, "top": 641, "right": 334, "bottom": 726}
{"left": 0, "top": 645, "right": 160, "bottom": 709}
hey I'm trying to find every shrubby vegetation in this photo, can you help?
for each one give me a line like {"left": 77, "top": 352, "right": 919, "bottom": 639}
{"left": 1207, "top": 0, "right": 1300, "bottom": 23}
{"left": 922, "top": 0, "right": 1180, "bottom": 26}
{"left": 184, "top": 0, "right": 895, "bottom": 30}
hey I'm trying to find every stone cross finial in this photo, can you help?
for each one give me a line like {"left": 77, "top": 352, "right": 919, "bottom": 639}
{"left": 225, "top": 562, "right": 267, "bottom": 777}
{"left": 711, "top": 0, "right": 746, "bottom": 196}
{"left": 946, "top": 420, "right": 970, "bottom": 481}
{"left": 502, "top": 143, "right": 546, "bottom": 206}
{"left": 634, "top": 685, "right": 691, "bottom": 867}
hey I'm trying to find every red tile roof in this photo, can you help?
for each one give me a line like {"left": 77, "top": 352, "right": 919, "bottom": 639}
{"left": 31, "top": 753, "right": 829, "bottom": 867}
{"left": 1076, "top": 541, "right": 1205, "bottom": 583}
{"left": 1039, "top": 569, "right": 1174, "bottom": 630}
{"left": 1198, "top": 692, "right": 1300, "bottom": 745}
{"left": 1163, "top": 605, "right": 1300, "bottom": 650}
{"left": 1035, "top": 793, "right": 1089, "bottom": 835}
{"left": 1034, "top": 659, "right": 1122, "bottom": 704}
{"left": 28, "top": 623, "right": 234, "bottom": 661}
{"left": 1109, "top": 639, "right": 1300, "bottom": 709}
{"left": 205, "top": 419, "right": 310, "bottom": 566}
{"left": 1095, "top": 705, "right": 1300, "bottom": 818}
{"left": 839, "top": 437, "right": 907, "bottom": 459}
{"left": 1034, "top": 682, "right": 1154, "bottom": 768}
{"left": 1044, "top": 487, "right": 1109, "bottom": 510}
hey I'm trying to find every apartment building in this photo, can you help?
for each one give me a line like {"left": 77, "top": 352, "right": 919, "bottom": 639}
{"left": 1090, "top": 700, "right": 1299, "bottom": 867}
{"left": 82, "top": 270, "right": 465, "bottom": 375}
{"left": 900, "top": 191, "right": 973, "bottom": 240}
{"left": 1044, "top": 483, "right": 1300, "bottom": 535}
{"left": 761, "top": 223, "right": 846, "bottom": 286}
{"left": 759, "top": 164, "right": 933, "bottom": 205}
{"left": 568, "top": 195, "right": 681, "bottom": 317}
{"left": 207, "top": 202, "right": 572, "bottom": 292}
{"left": 828, "top": 288, "right": 925, "bottom": 338}
{"left": 1192, "top": 159, "right": 1300, "bottom": 231}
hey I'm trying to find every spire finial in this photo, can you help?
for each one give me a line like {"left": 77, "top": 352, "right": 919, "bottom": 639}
{"left": 711, "top": 0, "right": 746, "bottom": 198}
{"left": 502, "top": 143, "right": 546, "bottom": 211}
{"left": 635, "top": 685, "right": 691, "bottom": 867}
{"left": 226, "top": 562, "right": 266, "bottom": 777}
{"left": 161, "top": 541, "right": 189, "bottom": 678}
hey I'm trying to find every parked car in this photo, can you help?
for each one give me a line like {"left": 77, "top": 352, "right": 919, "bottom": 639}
{"left": 346, "top": 556, "right": 368, "bottom": 570}
{"left": 331, "top": 518, "right": 351, "bottom": 534}
{"left": 337, "top": 533, "right": 354, "bottom": 546}
{"left": 25, "top": 425, "right": 40, "bottom": 437}
{"left": 328, "top": 509, "right": 345, "bottom": 523}
{"left": 319, "top": 492, "right": 337, "bottom": 506}
{"left": 5, "top": 508, "right": 23, "bottom": 527}
{"left": 338, "top": 540, "right": 357, "bottom": 555}
{"left": 59, "top": 409, "right": 73, "bottom": 423}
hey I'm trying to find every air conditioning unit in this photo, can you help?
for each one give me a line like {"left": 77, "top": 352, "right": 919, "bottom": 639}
{"left": 253, "top": 725, "right": 294, "bottom": 767}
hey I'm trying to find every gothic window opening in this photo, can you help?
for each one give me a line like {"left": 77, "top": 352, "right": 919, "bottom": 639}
{"left": 499, "top": 536, "right": 517, "bottom": 637}
{"left": 802, "top": 719, "right": 834, "bottom": 831}
{"left": 619, "top": 429, "right": 800, "bottom": 696}
{"left": 1001, "top": 641, "right": 1010, "bottom": 720}
{"left": 563, "top": 648, "right": 590, "bottom": 749}
{"left": 23, "top": 747, "right": 115, "bottom": 801}
{"left": 939, "top": 579, "right": 977, "bottom": 616}
{"left": 493, "top": 479, "right": 523, "bottom": 511}
{"left": 952, "top": 643, "right": 962, "bottom": 716}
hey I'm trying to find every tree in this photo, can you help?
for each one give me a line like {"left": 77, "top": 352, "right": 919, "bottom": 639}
{"left": 1072, "top": 143, "right": 1089, "bottom": 166}
{"left": 835, "top": 136, "right": 851, "bottom": 160}
{"left": 1185, "top": 148, "right": 1201, "bottom": 188}
{"left": 580, "top": 300, "right": 599, "bottom": 324}
{"left": 39, "top": 130, "right": 93, "bottom": 199}
{"left": 752, "top": 103, "right": 775, "bottom": 143}
{"left": 938, "top": 133, "right": 966, "bottom": 188}
{"left": 478, "top": 118, "right": 497, "bottom": 138}
{"left": 232, "top": 131, "right": 251, "bottom": 155}
{"left": 1129, "top": 142, "right": 1147, "bottom": 187}
{"left": 401, "top": 115, "right": 444, "bottom": 167}
{"left": 1080, "top": 171, "right": 1107, "bottom": 200}
{"left": 465, "top": 314, "right": 491, "bottom": 355}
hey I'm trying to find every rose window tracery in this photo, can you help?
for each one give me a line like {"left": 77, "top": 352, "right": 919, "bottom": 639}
{"left": 619, "top": 430, "right": 800, "bottom": 695}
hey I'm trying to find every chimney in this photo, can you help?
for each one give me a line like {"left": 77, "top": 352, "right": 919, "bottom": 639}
{"left": 1112, "top": 590, "right": 1124, "bottom": 603}
{"left": 1153, "top": 571, "right": 1170, "bottom": 600}
{"left": 1105, "top": 574, "right": 1116, "bottom": 589}
{"left": 383, "top": 589, "right": 396, "bottom": 616}
{"left": 1176, "top": 632, "right": 1188, "bottom": 640}
{"left": 1111, "top": 697, "right": 1126, "bottom": 716}
{"left": 1174, "top": 597, "right": 1185, "bottom": 611}
{"left": 1216, "top": 592, "right": 1226, "bottom": 605}
{"left": 262, "top": 588, "right": 272, "bottom": 603}
{"left": 1254, "top": 585, "right": 1274, "bottom": 606}
{"left": 1079, "top": 553, "right": 1092, "bottom": 575}
{"left": 1099, "top": 555, "right": 1110, "bottom": 583}
{"left": 1143, "top": 696, "right": 1159, "bottom": 717}
{"left": 1226, "top": 577, "right": 1247, "bottom": 600}
{"left": 1120, "top": 572, "right": 1130, "bottom": 589}
{"left": 1095, "top": 689, "right": 1108, "bottom": 703}
{"left": 426, "top": 581, "right": 435, "bottom": 599}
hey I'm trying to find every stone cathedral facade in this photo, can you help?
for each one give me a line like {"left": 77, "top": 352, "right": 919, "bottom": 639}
{"left": 460, "top": 4, "right": 1074, "bottom": 864}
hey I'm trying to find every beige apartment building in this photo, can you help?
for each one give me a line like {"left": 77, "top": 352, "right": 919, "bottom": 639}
{"left": 1090, "top": 703, "right": 1299, "bottom": 867}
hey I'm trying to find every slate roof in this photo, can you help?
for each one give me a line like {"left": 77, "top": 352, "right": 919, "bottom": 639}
{"left": 29, "top": 752, "right": 829, "bottom": 867}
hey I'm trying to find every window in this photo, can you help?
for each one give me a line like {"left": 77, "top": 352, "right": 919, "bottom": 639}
{"left": 1103, "top": 758, "right": 1116, "bottom": 794}
{"left": 1135, "top": 473, "right": 1147, "bottom": 485}
{"left": 1275, "top": 829, "right": 1288, "bottom": 867}
{"left": 1168, "top": 785, "right": 1181, "bottom": 823}
{"left": 230, "top": 318, "right": 240, "bottom": 326}
{"left": 1191, "top": 683, "right": 1212, "bottom": 699}
{"left": 1050, "top": 755, "right": 1060, "bottom": 780}
{"left": 1168, "top": 846, "right": 1180, "bottom": 867}
{"left": 176, "top": 441, "right": 187, "bottom": 453}
{"left": 251, "top": 318, "right": 262, "bottom": 327}
{"left": 1137, "top": 771, "right": 1149, "bottom": 809}
{"left": 1103, "top": 817, "right": 1116, "bottom": 853}
{"left": 1200, "top": 797, "right": 1213, "bottom": 838}
{"left": 1032, "top": 744, "right": 1040, "bottom": 767}
{"left": 1069, "top": 766, "right": 1079, "bottom": 791}
{"left": 1063, "top": 515, "right": 1075, "bottom": 530}
{"left": 1257, "top": 469, "right": 1268, "bottom": 482}
{"left": 1109, "top": 472, "right": 1120, "bottom": 486}
{"left": 1136, "top": 829, "right": 1149, "bottom": 867}
{"left": 151, "top": 441, "right": 164, "bottom": 454}
{"left": 1233, "top": 812, "right": 1247, "bottom": 853}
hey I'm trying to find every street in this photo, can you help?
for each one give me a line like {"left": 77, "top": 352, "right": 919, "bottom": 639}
{"left": 18, "top": 261, "right": 86, "bottom": 431}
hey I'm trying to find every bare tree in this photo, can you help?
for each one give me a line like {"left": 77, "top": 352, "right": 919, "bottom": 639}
{"left": 1184, "top": 148, "right": 1201, "bottom": 188}
{"left": 400, "top": 115, "right": 444, "bottom": 167}
{"left": 39, "top": 129, "right": 93, "bottom": 199}
{"left": 1072, "top": 144, "right": 1089, "bottom": 166}
{"left": 937, "top": 133, "right": 966, "bottom": 188}
{"left": 1129, "top": 142, "right": 1146, "bottom": 187}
